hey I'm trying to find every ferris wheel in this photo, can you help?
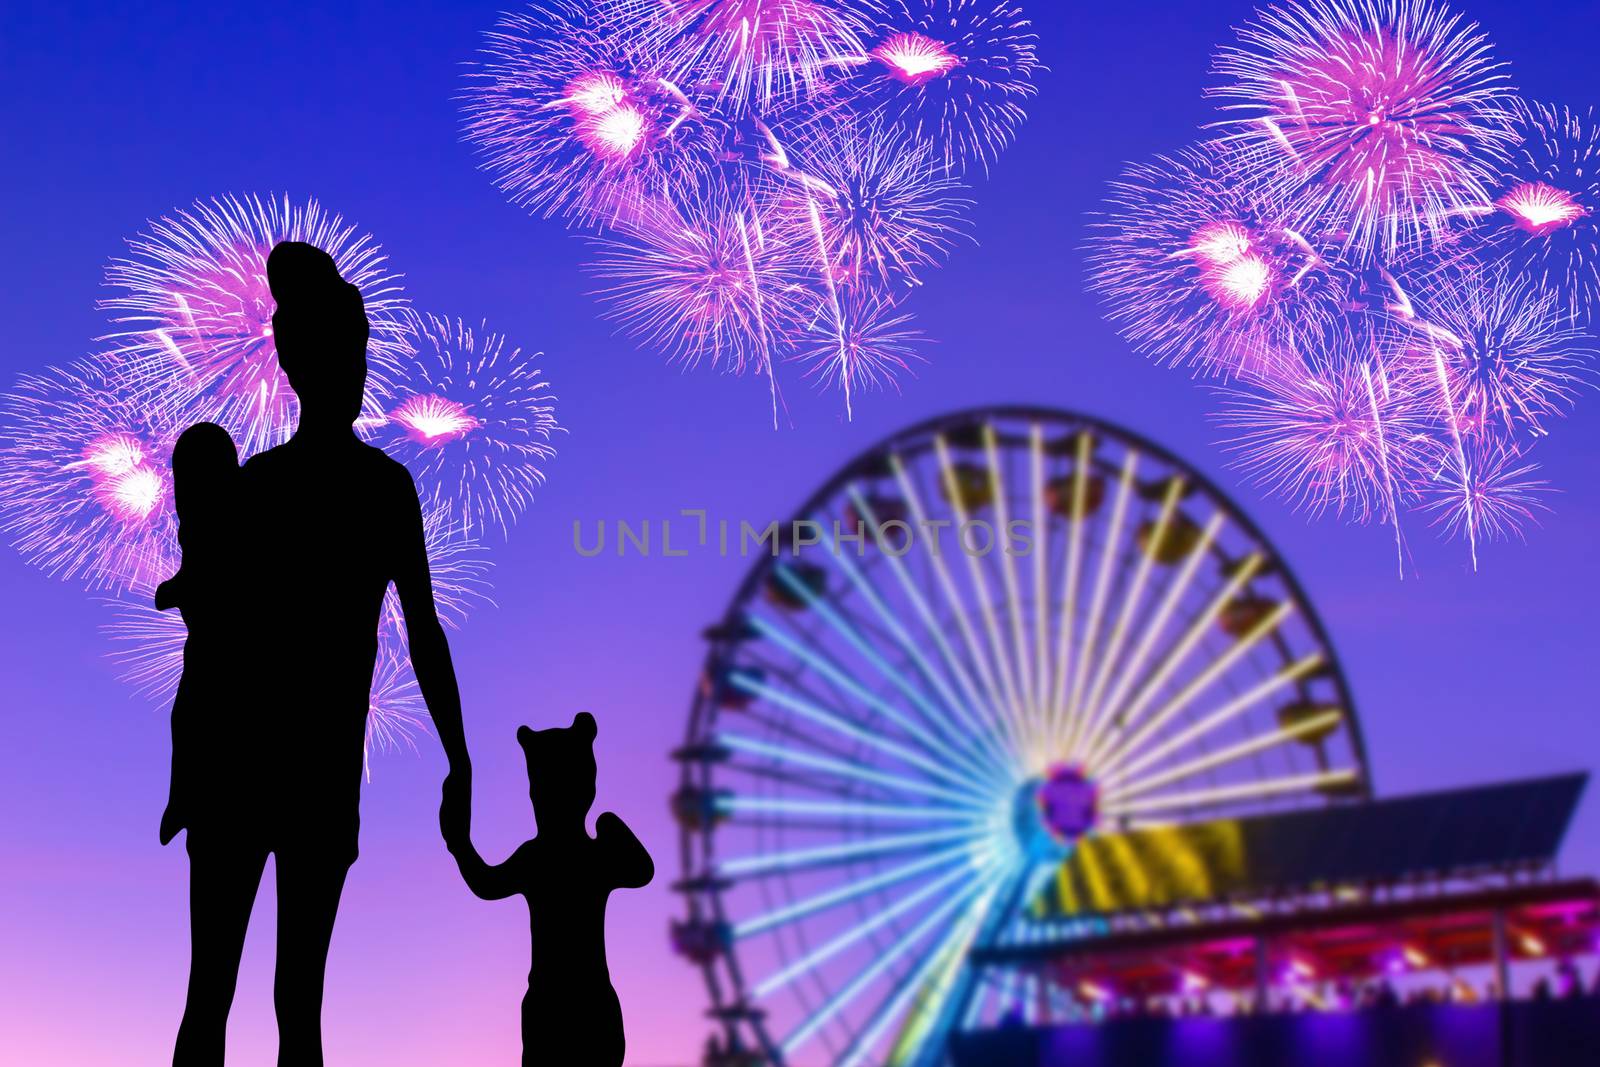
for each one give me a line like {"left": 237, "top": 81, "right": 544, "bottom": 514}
{"left": 671, "top": 407, "right": 1371, "bottom": 1067}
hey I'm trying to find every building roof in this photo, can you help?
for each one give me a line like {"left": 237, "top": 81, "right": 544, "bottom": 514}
{"left": 1039, "top": 774, "right": 1589, "bottom": 919}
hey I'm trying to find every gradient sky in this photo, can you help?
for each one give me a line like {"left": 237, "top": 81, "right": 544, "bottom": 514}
{"left": 4, "top": 2, "right": 1600, "bottom": 1064}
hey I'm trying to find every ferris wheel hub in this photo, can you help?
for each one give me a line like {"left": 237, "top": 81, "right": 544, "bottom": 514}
{"left": 1013, "top": 763, "right": 1100, "bottom": 859}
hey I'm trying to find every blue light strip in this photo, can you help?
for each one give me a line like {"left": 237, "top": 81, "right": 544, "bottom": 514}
{"left": 753, "top": 862, "right": 986, "bottom": 999}
{"left": 719, "top": 732, "right": 988, "bottom": 809}
{"left": 731, "top": 671, "right": 988, "bottom": 796}
{"left": 781, "top": 875, "right": 992, "bottom": 1055}
{"left": 733, "top": 842, "right": 979, "bottom": 939}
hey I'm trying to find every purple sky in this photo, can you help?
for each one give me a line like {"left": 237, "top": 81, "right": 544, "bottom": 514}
{"left": 4, "top": 2, "right": 1600, "bottom": 1064}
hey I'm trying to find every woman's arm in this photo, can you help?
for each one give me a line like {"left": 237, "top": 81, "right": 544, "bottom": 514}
{"left": 389, "top": 465, "right": 469, "bottom": 779}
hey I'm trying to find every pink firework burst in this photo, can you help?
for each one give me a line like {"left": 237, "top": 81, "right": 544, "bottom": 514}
{"left": 588, "top": 188, "right": 812, "bottom": 375}
{"left": 648, "top": 0, "right": 870, "bottom": 111}
{"left": 1090, "top": 143, "right": 1347, "bottom": 375}
{"left": 364, "top": 635, "right": 430, "bottom": 777}
{"left": 98, "top": 194, "right": 410, "bottom": 458}
{"left": 1217, "top": 332, "right": 1432, "bottom": 522}
{"left": 799, "top": 287, "right": 925, "bottom": 395}
{"left": 1488, "top": 101, "right": 1600, "bottom": 320}
{"left": 378, "top": 312, "right": 558, "bottom": 538}
{"left": 381, "top": 504, "right": 496, "bottom": 639}
{"left": 101, "top": 595, "right": 190, "bottom": 705}
{"left": 1394, "top": 262, "right": 1593, "bottom": 441}
{"left": 1209, "top": 0, "right": 1515, "bottom": 262}
{"left": 774, "top": 115, "right": 972, "bottom": 292}
{"left": 873, "top": 31, "right": 960, "bottom": 86}
{"left": 0, "top": 359, "right": 180, "bottom": 592}
{"left": 463, "top": 0, "right": 721, "bottom": 226}
{"left": 1499, "top": 182, "right": 1585, "bottom": 238}
{"left": 1420, "top": 442, "right": 1550, "bottom": 544}
{"left": 859, "top": 0, "right": 1040, "bottom": 174}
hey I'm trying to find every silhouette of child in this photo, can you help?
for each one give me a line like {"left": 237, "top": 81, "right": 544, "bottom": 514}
{"left": 155, "top": 421, "right": 240, "bottom": 845}
{"left": 443, "top": 712, "right": 653, "bottom": 1067}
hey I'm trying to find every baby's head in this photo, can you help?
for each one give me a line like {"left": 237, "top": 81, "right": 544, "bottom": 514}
{"left": 171, "top": 422, "right": 239, "bottom": 521}
{"left": 517, "top": 712, "right": 597, "bottom": 830}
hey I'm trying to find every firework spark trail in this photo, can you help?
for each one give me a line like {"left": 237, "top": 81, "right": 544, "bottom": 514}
{"left": 1359, "top": 358, "right": 1407, "bottom": 577}
{"left": 99, "top": 194, "right": 411, "bottom": 458}
{"left": 734, "top": 208, "right": 787, "bottom": 428}
{"left": 1428, "top": 341, "right": 1480, "bottom": 569}
{"left": 378, "top": 312, "right": 559, "bottom": 538}
{"left": 803, "top": 190, "right": 855, "bottom": 417}
{"left": 1209, "top": 0, "right": 1516, "bottom": 263}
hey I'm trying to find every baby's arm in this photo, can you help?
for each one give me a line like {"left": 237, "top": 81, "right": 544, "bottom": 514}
{"left": 597, "top": 811, "right": 654, "bottom": 890}
{"left": 154, "top": 566, "right": 185, "bottom": 611}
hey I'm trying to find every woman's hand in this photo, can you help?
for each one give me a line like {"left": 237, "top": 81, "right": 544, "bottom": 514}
{"left": 440, "top": 761, "right": 472, "bottom": 850}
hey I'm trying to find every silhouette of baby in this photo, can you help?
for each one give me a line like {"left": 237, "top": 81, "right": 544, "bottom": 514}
{"left": 444, "top": 712, "right": 653, "bottom": 1067}
{"left": 155, "top": 421, "right": 240, "bottom": 846}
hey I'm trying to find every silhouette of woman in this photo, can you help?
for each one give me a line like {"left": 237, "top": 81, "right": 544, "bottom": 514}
{"left": 444, "top": 712, "right": 653, "bottom": 1067}
{"left": 165, "top": 241, "right": 473, "bottom": 1067}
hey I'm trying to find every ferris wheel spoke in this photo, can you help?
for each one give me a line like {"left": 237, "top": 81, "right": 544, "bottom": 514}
{"left": 1102, "top": 768, "right": 1360, "bottom": 818}
{"left": 1098, "top": 652, "right": 1326, "bottom": 784}
{"left": 1029, "top": 425, "right": 1051, "bottom": 735}
{"left": 1075, "top": 551, "right": 1265, "bottom": 767}
{"left": 1103, "top": 707, "right": 1347, "bottom": 803}
{"left": 752, "top": 862, "right": 986, "bottom": 1000}
{"left": 780, "top": 872, "right": 994, "bottom": 1057}
{"left": 1078, "top": 511, "right": 1224, "bottom": 763}
{"left": 822, "top": 513, "right": 1017, "bottom": 781}
{"left": 838, "top": 492, "right": 1011, "bottom": 777}
{"left": 1076, "top": 474, "right": 1186, "bottom": 759}
{"left": 1063, "top": 449, "right": 1140, "bottom": 756}
{"left": 718, "top": 824, "right": 990, "bottom": 879}
{"left": 1047, "top": 429, "right": 1092, "bottom": 756}
{"left": 719, "top": 732, "right": 992, "bottom": 808}
{"left": 1087, "top": 593, "right": 1293, "bottom": 772}
{"left": 730, "top": 671, "right": 993, "bottom": 798}
{"left": 932, "top": 436, "right": 1033, "bottom": 748}
{"left": 754, "top": 578, "right": 1007, "bottom": 791}
{"left": 838, "top": 880, "right": 1000, "bottom": 1067}
{"left": 720, "top": 795, "right": 991, "bottom": 825}
{"left": 892, "top": 456, "right": 1027, "bottom": 761}
{"left": 981, "top": 424, "right": 1040, "bottom": 729}
{"left": 732, "top": 842, "right": 983, "bottom": 939}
